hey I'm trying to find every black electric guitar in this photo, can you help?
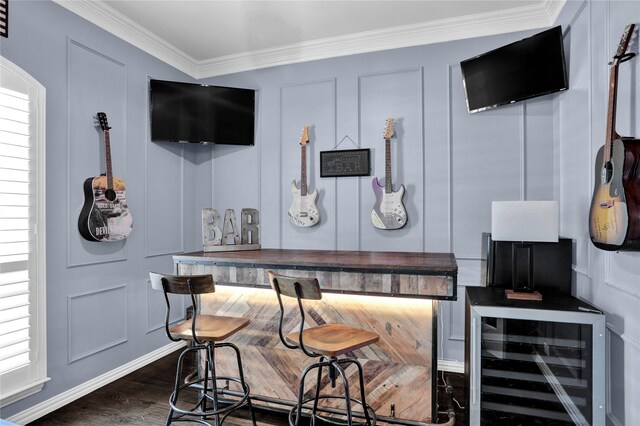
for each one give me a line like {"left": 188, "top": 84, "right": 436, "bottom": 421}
{"left": 78, "top": 112, "right": 133, "bottom": 241}
{"left": 589, "top": 24, "right": 640, "bottom": 251}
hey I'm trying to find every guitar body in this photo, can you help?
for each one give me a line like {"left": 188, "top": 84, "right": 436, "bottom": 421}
{"left": 78, "top": 175, "right": 133, "bottom": 241}
{"left": 288, "top": 180, "right": 320, "bottom": 227}
{"left": 589, "top": 138, "right": 640, "bottom": 251}
{"left": 371, "top": 177, "right": 407, "bottom": 230}
{"left": 588, "top": 24, "right": 640, "bottom": 251}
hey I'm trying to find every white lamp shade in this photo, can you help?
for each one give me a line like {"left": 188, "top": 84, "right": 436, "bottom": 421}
{"left": 491, "top": 201, "right": 559, "bottom": 242}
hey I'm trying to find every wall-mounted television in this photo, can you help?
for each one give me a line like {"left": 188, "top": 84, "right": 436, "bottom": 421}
{"left": 149, "top": 79, "right": 255, "bottom": 145}
{"left": 460, "top": 26, "right": 568, "bottom": 113}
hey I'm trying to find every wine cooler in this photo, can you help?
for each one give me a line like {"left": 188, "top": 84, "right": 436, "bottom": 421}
{"left": 465, "top": 287, "right": 605, "bottom": 426}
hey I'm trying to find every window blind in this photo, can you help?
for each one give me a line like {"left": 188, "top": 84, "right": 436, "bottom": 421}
{"left": 0, "top": 86, "right": 31, "bottom": 375}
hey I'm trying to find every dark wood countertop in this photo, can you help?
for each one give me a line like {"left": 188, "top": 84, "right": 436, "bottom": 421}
{"left": 175, "top": 248, "right": 457, "bottom": 275}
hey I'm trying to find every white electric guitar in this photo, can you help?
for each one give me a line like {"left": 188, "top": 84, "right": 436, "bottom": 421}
{"left": 288, "top": 126, "right": 320, "bottom": 227}
{"left": 371, "top": 118, "right": 407, "bottom": 230}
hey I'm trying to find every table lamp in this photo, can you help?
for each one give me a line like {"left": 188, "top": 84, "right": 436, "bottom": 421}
{"left": 491, "top": 201, "right": 559, "bottom": 301}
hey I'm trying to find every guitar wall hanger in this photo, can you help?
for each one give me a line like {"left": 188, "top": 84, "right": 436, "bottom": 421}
{"left": 609, "top": 52, "right": 636, "bottom": 64}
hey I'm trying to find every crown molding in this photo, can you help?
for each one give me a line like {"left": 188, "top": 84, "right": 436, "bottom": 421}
{"left": 54, "top": 0, "right": 198, "bottom": 77}
{"left": 54, "top": 0, "right": 566, "bottom": 80}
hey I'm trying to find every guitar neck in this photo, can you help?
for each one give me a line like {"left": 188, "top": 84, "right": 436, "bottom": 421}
{"left": 300, "top": 143, "right": 307, "bottom": 197}
{"left": 604, "top": 63, "right": 620, "bottom": 163}
{"left": 104, "top": 129, "right": 114, "bottom": 190}
{"left": 384, "top": 137, "right": 392, "bottom": 193}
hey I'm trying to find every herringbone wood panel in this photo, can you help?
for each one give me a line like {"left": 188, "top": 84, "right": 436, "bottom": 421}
{"left": 198, "top": 286, "right": 434, "bottom": 423}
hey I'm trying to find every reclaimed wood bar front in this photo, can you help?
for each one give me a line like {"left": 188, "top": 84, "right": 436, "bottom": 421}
{"left": 173, "top": 249, "right": 457, "bottom": 424}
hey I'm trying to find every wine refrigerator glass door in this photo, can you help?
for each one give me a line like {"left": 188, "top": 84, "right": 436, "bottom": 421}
{"left": 469, "top": 306, "right": 605, "bottom": 426}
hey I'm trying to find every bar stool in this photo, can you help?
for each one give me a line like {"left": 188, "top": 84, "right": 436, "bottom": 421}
{"left": 149, "top": 272, "right": 256, "bottom": 426}
{"left": 268, "top": 271, "right": 379, "bottom": 426}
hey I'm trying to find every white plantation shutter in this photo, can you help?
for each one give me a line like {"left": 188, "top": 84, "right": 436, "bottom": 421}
{"left": 0, "top": 86, "right": 32, "bottom": 376}
{"left": 0, "top": 57, "right": 47, "bottom": 408}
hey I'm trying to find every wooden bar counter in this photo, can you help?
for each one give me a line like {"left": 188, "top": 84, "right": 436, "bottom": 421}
{"left": 174, "top": 249, "right": 457, "bottom": 424}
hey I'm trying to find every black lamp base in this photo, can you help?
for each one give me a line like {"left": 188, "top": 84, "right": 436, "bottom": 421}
{"left": 512, "top": 242, "right": 534, "bottom": 292}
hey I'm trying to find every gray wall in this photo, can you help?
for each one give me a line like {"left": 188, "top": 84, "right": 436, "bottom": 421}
{"left": 555, "top": 1, "right": 640, "bottom": 424}
{"left": 202, "top": 31, "right": 556, "bottom": 363}
{"left": 1, "top": 1, "right": 206, "bottom": 417}
{"left": 2, "top": 1, "right": 639, "bottom": 425}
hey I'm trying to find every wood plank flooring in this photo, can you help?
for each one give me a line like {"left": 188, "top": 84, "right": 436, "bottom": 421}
{"left": 26, "top": 349, "right": 465, "bottom": 425}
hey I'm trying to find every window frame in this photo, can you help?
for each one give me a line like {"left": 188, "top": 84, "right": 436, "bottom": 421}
{"left": 0, "top": 56, "right": 48, "bottom": 407}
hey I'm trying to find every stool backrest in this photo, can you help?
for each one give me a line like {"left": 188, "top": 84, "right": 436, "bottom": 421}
{"left": 149, "top": 272, "right": 215, "bottom": 344}
{"left": 269, "top": 272, "right": 322, "bottom": 300}
{"left": 150, "top": 272, "right": 215, "bottom": 295}
{"left": 268, "top": 271, "right": 322, "bottom": 357}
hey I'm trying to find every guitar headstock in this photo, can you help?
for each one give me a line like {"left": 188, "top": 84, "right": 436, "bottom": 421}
{"left": 96, "top": 112, "right": 111, "bottom": 131}
{"left": 613, "top": 23, "right": 636, "bottom": 65}
{"left": 299, "top": 125, "right": 309, "bottom": 146}
{"left": 383, "top": 118, "right": 394, "bottom": 140}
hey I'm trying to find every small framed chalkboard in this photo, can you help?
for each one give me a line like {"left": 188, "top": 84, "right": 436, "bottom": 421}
{"left": 320, "top": 149, "right": 370, "bottom": 178}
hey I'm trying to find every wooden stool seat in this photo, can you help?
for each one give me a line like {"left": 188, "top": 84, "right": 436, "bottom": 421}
{"left": 170, "top": 315, "right": 250, "bottom": 342}
{"left": 286, "top": 323, "right": 379, "bottom": 357}
{"left": 269, "top": 271, "right": 377, "bottom": 425}
{"left": 149, "top": 272, "right": 256, "bottom": 426}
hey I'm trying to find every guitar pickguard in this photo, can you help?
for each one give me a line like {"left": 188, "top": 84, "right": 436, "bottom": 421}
{"left": 288, "top": 180, "right": 320, "bottom": 227}
{"left": 371, "top": 178, "right": 407, "bottom": 230}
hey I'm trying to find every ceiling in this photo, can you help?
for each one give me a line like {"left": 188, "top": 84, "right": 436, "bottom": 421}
{"left": 54, "top": 0, "right": 565, "bottom": 79}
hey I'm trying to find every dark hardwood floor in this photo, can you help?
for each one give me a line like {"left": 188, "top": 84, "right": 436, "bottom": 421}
{"left": 27, "top": 349, "right": 465, "bottom": 425}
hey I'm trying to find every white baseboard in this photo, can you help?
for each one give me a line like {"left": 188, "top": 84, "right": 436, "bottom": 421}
{"left": 438, "top": 359, "right": 465, "bottom": 374}
{"left": 7, "top": 341, "right": 185, "bottom": 425}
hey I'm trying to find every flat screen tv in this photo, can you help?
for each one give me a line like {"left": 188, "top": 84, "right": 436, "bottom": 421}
{"left": 460, "top": 26, "right": 568, "bottom": 113}
{"left": 149, "top": 79, "right": 255, "bottom": 145}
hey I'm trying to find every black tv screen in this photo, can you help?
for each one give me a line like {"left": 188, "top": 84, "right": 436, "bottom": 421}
{"left": 150, "top": 79, "right": 255, "bottom": 145}
{"left": 460, "top": 26, "right": 568, "bottom": 113}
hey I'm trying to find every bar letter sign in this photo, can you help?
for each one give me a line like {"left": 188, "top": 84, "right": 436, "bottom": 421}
{"left": 202, "top": 208, "right": 260, "bottom": 252}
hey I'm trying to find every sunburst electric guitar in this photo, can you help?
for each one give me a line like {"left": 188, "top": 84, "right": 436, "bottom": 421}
{"left": 288, "top": 126, "right": 320, "bottom": 227}
{"left": 78, "top": 112, "right": 133, "bottom": 241}
{"left": 589, "top": 23, "right": 640, "bottom": 251}
{"left": 371, "top": 118, "right": 407, "bottom": 230}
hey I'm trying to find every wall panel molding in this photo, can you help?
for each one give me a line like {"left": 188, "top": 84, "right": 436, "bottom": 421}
{"left": 357, "top": 67, "right": 424, "bottom": 252}
{"left": 446, "top": 282, "right": 466, "bottom": 342}
{"left": 144, "top": 126, "right": 185, "bottom": 257}
{"left": 66, "top": 38, "right": 128, "bottom": 267}
{"left": 447, "top": 63, "right": 526, "bottom": 260}
{"left": 446, "top": 65, "right": 454, "bottom": 254}
{"left": 67, "top": 284, "right": 128, "bottom": 363}
{"left": 604, "top": 255, "right": 640, "bottom": 299}
{"left": 145, "top": 278, "right": 185, "bottom": 333}
{"left": 279, "top": 78, "right": 337, "bottom": 250}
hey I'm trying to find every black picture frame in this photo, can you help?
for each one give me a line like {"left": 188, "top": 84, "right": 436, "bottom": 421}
{"left": 0, "top": 0, "right": 7, "bottom": 38}
{"left": 320, "top": 149, "right": 370, "bottom": 178}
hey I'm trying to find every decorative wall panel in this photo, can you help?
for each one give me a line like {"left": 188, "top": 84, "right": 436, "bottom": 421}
{"left": 67, "top": 39, "right": 127, "bottom": 267}
{"left": 449, "top": 64, "right": 523, "bottom": 259}
{"left": 358, "top": 68, "right": 423, "bottom": 252}
{"left": 68, "top": 285, "right": 127, "bottom": 363}
{"left": 144, "top": 141, "right": 184, "bottom": 256}
{"left": 280, "top": 79, "right": 337, "bottom": 249}
{"left": 145, "top": 279, "right": 186, "bottom": 333}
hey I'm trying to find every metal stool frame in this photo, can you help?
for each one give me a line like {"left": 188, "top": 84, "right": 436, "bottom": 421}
{"left": 269, "top": 272, "right": 376, "bottom": 426}
{"left": 151, "top": 272, "right": 257, "bottom": 426}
